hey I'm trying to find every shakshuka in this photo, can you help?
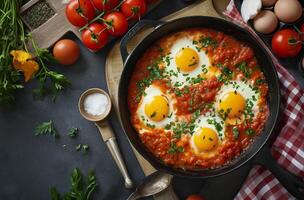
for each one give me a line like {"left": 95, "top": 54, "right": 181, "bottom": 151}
{"left": 127, "top": 28, "right": 269, "bottom": 170}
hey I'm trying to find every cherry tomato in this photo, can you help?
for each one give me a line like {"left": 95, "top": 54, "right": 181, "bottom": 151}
{"left": 186, "top": 194, "right": 205, "bottom": 200}
{"left": 92, "top": 0, "right": 119, "bottom": 11}
{"left": 53, "top": 39, "right": 80, "bottom": 65}
{"left": 121, "top": 0, "right": 147, "bottom": 20}
{"left": 104, "top": 12, "right": 128, "bottom": 36}
{"left": 65, "top": 0, "right": 95, "bottom": 27}
{"left": 81, "top": 23, "right": 109, "bottom": 51}
{"left": 271, "top": 29, "right": 302, "bottom": 58}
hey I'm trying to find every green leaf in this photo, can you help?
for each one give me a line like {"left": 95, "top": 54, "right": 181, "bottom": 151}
{"left": 34, "top": 120, "right": 59, "bottom": 138}
{"left": 68, "top": 127, "right": 79, "bottom": 138}
{"left": 50, "top": 168, "right": 97, "bottom": 200}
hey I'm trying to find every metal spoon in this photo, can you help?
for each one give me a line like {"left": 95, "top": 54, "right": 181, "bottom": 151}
{"left": 127, "top": 171, "right": 175, "bottom": 200}
{"left": 78, "top": 88, "right": 133, "bottom": 189}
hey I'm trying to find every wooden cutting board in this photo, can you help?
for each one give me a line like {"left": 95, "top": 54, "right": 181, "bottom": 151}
{"left": 105, "top": 0, "right": 223, "bottom": 199}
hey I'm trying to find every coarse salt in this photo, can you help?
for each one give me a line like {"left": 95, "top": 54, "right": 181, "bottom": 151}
{"left": 84, "top": 93, "right": 108, "bottom": 116}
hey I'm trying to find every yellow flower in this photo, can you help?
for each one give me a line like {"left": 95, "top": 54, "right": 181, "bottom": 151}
{"left": 10, "top": 50, "right": 39, "bottom": 82}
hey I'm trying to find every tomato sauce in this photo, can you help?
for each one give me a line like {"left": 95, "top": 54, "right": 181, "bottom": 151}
{"left": 127, "top": 28, "right": 269, "bottom": 170}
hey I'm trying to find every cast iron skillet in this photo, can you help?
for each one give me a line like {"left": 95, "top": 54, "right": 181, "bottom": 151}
{"left": 117, "top": 16, "right": 304, "bottom": 199}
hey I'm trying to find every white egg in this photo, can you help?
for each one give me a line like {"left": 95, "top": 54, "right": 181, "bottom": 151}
{"left": 215, "top": 80, "right": 260, "bottom": 124}
{"left": 136, "top": 84, "right": 176, "bottom": 131}
{"left": 163, "top": 38, "right": 211, "bottom": 88}
{"left": 190, "top": 115, "right": 225, "bottom": 155}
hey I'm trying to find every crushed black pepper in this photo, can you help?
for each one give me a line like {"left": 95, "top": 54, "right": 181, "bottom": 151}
{"left": 22, "top": 1, "right": 55, "bottom": 30}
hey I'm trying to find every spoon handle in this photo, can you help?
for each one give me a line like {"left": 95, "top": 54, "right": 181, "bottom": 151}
{"left": 95, "top": 121, "right": 134, "bottom": 189}
{"left": 127, "top": 190, "right": 140, "bottom": 200}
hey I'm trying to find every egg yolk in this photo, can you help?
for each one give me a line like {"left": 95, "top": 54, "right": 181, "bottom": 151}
{"left": 219, "top": 92, "right": 245, "bottom": 118}
{"left": 175, "top": 48, "right": 199, "bottom": 72}
{"left": 193, "top": 127, "right": 218, "bottom": 152}
{"left": 144, "top": 95, "right": 169, "bottom": 122}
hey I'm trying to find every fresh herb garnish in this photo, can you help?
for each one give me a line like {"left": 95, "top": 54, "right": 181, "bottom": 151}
{"left": 168, "top": 142, "right": 184, "bottom": 154}
{"left": 199, "top": 36, "right": 218, "bottom": 48}
{"left": 82, "top": 144, "right": 89, "bottom": 153}
{"left": 207, "top": 118, "right": 223, "bottom": 132}
{"left": 76, "top": 144, "right": 90, "bottom": 153}
{"left": 189, "top": 75, "right": 205, "bottom": 84}
{"left": 245, "top": 128, "right": 255, "bottom": 136}
{"left": 68, "top": 127, "right": 79, "bottom": 138}
{"left": 244, "top": 99, "right": 254, "bottom": 122}
{"left": 232, "top": 127, "right": 239, "bottom": 139}
{"left": 201, "top": 64, "right": 208, "bottom": 74}
{"left": 236, "top": 62, "right": 252, "bottom": 78}
{"left": 150, "top": 111, "right": 156, "bottom": 118}
{"left": 49, "top": 168, "right": 97, "bottom": 200}
{"left": 135, "top": 59, "right": 165, "bottom": 102}
{"left": 34, "top": 120, "right": 59, "bottom": 138}
{"left": 76, "top": 144, "right": 82, "bottom": 151}
{"left": 217, "top": 65, "right": 233, "bottom": 83}
{"left": 172, "top": 121, "right": 195, "bottom": 138}
{"left": 31, "top": 37, "right": 70, "bottom": 101}
{"left": 255, "top": 78, "right": 265, "bottom": 85}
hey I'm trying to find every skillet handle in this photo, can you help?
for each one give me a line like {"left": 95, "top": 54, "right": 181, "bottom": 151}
{"left": 120, "top": 19, "right": 164, "bottom": 62}
{"left": 252, "top": 145, "right": 304, "bottom": 199}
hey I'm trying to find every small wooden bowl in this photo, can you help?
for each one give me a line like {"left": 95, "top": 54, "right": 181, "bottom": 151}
{"left": 78, "top": 88, "right": 112, "bottom": 122}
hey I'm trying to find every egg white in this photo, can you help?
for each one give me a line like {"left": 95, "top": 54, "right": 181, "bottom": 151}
{"left": 163, "top": 38, "right": 211, "bottom": 88}
{"left": 136, "top": 84, "right": 176, "bottom": 131}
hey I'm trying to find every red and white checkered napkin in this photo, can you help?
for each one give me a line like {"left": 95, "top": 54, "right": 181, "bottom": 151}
{"left": 223, "top": 1, "right": 304, "bottom": 199}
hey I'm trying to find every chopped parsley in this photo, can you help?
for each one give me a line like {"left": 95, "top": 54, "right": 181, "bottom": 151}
{"left": 135, "top": 60, "right": 165, "bottom": 102}
{"left": 199, "top": 36, "right": 218, "bottom": 48}
{"left": 236, "top": 62, "right": 252, "bottom": 78}
{"left": 188, "top": 75, "right": 205, "bottom": 84}
{"left": 68, "top": 127, "right": 78, "bottom": 138}
{"left": 188, "top": 61, "right": 197, "bottom": 67}
{"left": 164, "top": 55, "right": 172, "bottom": 66}
{"left": 217, "top": 65, "right": 233, "bottom": 84}
{"left": 150, "top": 111, "right": 156, "bottom": 118}
{"left": 201, "top": 64, "right": 208, "bottom": 74}
{"left": 218, "top": 108, "right": 231, "bottom": 120}
{"left": 245, "top": 128, "right": 255, "bottom": 136}
{"left": 255, "top": 78, "right": 266, "bottom": 85}
{"left": 207, "top": 118, "right": 223, "bottom": 132}
{"left": 168, "top": 142, "right": 184, "bottom": 154}
{"left": 244, "top": 99, "right": 254, "bottom": 123}
{"left": 172, "top": 121, "right": 195, "bottom": 138}
{"left": 232, "top": 127, "right": 239, "bottom": 139}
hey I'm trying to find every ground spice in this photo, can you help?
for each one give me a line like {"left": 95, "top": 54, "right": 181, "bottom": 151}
{"left": 22, "top": 0, "right": 55, "bottom": 30}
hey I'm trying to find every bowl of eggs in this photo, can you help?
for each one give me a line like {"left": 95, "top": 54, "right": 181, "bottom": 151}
{"left": 237, "top": 0, "right": 304, "bottom": 74}
{"left": 117, "top": 16, "right": 304, "bottom": 198}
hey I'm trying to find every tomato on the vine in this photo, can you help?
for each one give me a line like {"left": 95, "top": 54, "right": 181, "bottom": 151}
{"left": 104, "top": 12, "right": 129, "bottom": 36}
{"left": 121, "top": 0, "right": 147, "bottom": 20}
{"left": 81, "top": 23, "right": 109, "bottom": 51}
{"left": 271, "top": 29, "right": 302, "bottom": 58}
{"left": 65, "top": 0, "right": 95, "bottom": 27}
{"left": 186, "top": 194, "right": 205, "bottom": 200}
{"left": 92, "top": 0, "right": 119, "bottom": 11}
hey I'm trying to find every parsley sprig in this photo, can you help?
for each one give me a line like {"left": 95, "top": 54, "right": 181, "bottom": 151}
{"left": 34, "top": 120, "right": 59, "bottom": 138}
{"left": 31, "top": 37, "right": 70, "bottom": 101}
{"left": 68, "top": 127, "right": 79, "bottom": 138}
{"left": 50, "top": 168, "right": 97, "bottom": 200}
